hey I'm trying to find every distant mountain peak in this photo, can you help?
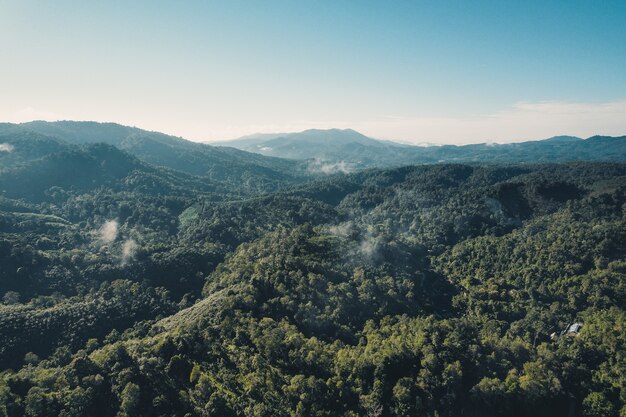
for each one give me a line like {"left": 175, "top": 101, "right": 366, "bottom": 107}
{"left": 219, "top": 127, "right": 626, "bottom": 168}
{"left": 543, "top": 135, "right": 583, "bottom": 142}
{"left": 3, "top": 121, "right": 624, "bottom": 172}
{"left": 218, "top": 128, "right": 392, "bottom": 161}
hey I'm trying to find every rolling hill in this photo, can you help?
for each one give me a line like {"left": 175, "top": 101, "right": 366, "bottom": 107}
{"left": 1, "top": 121, "right": 625, "bottom": 415}
{"left": 1, "top": 159, "right": 625, "bottom": 416}
{"left": 0, "top": 121, "right": 310, "bottom": 193}
{"left": 220, "top": 128, "right": 626, "bottom": 168}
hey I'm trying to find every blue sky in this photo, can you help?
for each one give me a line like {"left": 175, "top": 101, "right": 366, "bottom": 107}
{"left": 1, "top": 0, "right": 625, "bottom": 143}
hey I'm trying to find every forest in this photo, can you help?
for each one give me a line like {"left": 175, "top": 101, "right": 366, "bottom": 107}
{"left": 0, "top": 123, "right": 624, "bottom": 417}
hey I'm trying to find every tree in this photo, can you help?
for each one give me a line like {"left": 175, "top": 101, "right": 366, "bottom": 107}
{"left": 582, "top": 392, "right": 614, "bottom": 417}
{"left": 117, "top": 383, "right": 140, "bottom": 417}
{"left": 2, "top": 291, "right": 19, "bottom": 305}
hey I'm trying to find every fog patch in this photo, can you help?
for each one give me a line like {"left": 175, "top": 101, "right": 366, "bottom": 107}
{"left": 98, "top": 220, "right": 118, "bottom": 244}
{"left": 91, "top": 220, "right": 142, "bottom": 264}
{"left": 326, "top": 218, "right": 384, "bottom": 263}
{"left": 0, "top": 143, "right": 14, "bottom": 153}
{"left": 352, "top": 227, "right": 383, "bottom": 263}
{"left": 485, "top": 196, "right": 520, "bottom": 227}
{"left": 308, "top": 159, "right": 353, "bottom": 175}
{"left": 325, "top": 221, "right": 355, "bottom": 238}
{"left": 359, "top": 234, "right": 381, "bottom": 260}
{"left": 121, "top": 239, "right": 138, "bottom": 264}
{"left": 484, "top": 197, "right": 504, "bottom": 217}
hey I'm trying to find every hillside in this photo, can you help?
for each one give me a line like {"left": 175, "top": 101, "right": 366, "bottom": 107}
{"left": 223, "top": 128, "right": 392, "bottom": 159}
{"left": 220, "top": 128, "right": 626, "bottom": 169}
{"left": 4, "top": 123, "right": 624, "bottom": 176}
{"left": 0, "top": 157, "right": 624, "bottom": 416}
{"left": 0, "top": 121, "right": 309, "bottom": 193}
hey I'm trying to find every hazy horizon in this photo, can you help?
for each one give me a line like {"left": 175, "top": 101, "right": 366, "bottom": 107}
{"left": 2, "top": 1, "right": 626, "bottom": 144}
{"left": 6, "top": 118, "right": 625, "bottom": 147}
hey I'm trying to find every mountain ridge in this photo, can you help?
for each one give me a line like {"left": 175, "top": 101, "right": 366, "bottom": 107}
{"left": 0, "top": 121, "right": 311, "bottom": 193}
{"left": 0, "top": 121, "right": 625, "bottom": 415}
{"left": 2, "top": 121, "right": 625, "bottom": 173}
{"left": 219, "top": 127, "right": 626, "bottom": 167}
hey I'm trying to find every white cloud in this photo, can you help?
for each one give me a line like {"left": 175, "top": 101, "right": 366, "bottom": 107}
{"left": 359, "top": 235, "right": 380, "bottom": 259}
{"left": 0, "top": 143, "right": 14, "bottom": 152}
{"left": 325, "top": 221, "right": 354, "bottom": 237}
{"left": 307, "top": 159, "right": 354, "bottom": 174}
{"left": 121, "top": 239, "right": 138, "bottom": 264}
{"left": 98, "top": 220, "right": 118, "bottom": 244}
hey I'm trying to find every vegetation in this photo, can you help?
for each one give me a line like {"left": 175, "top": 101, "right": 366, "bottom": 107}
{"left": 0, "top": 124, "right": 625, "bottom": 416}
{"left": 221, "top": 127, "right": 626, "bottom": 169}
{"left": 0, "top": 122, "right": 310, "bottom": 194}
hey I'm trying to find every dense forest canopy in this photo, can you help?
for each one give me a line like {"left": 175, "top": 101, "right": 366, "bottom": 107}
{"left": 0, "top": 122, "right": 625, "bottom": 417}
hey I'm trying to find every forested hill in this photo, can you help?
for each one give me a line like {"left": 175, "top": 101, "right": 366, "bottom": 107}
{"left": 0, "top": 155, "right": 625, "bottom": 416}
{"left": 0, "top": 121, "right": 309, "bottom": 193}
{"left": 221, "top": 127, "right": 626, "bottom": 168}
{"left": 2, "top": 122, "right": 625, "bottom": 177}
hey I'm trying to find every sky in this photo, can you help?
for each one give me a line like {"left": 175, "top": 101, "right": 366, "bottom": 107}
{"left": 1, "top": 0, "right": 626, "bottom": 144}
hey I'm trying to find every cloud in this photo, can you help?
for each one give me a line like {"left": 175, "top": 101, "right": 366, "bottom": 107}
{"left": 326, "top": 222, "right": 354, "bottom": 237}
{"left": 0, "top": 143, "right": 14, "bottom": 153}
{"left": 121, "top": 239, "right": 138, "bottom": 264}
{"left": 307, "top": 159, "right": 354, "bottom": 175}
{"left": 359, "top": 235, "right": 380, "bottom": 259}
{"left": 98, "top": 220, "right": 118, "bottom": 244}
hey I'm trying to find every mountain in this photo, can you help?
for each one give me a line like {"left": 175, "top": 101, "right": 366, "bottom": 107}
{"left": 0, "top": 143, "right": 141, "bottom": 200}
{"left": 2, "top": 120, "right": 626, "bottom": 415}
{"left": 3, "top": 123, "right": 623, "bottom": 180}
{"left": 0, "top": 143, "right": 238, "bottom": 201}
{"left": 0, "top": 121, "right": 310, "bottom": 193}
{"left": 219, "top": 128, "right": 402, "bottom": 168}
{"left": 0, "top": 131, "right": 69, "bottom": 169}
{"left": 541, "top": 135, "right": 583, "bottom": 142}
{"left": 222, "top": 128, "right": 390, "bottom": 156}
{"left": 220, "top": 128, "right": 626, "bottom": 168}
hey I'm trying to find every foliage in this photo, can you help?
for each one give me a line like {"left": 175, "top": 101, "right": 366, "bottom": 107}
{"left": 0, "top": 130, "right": 624, "bottom": 417}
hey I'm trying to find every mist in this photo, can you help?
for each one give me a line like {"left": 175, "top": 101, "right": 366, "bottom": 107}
{"left": 121, "top": 239, "right": 138, "bottom": 264}
{"left": 0, "top": 143, "right": 14, "bottom": 153}
{"left": 98, "top": 220, "right": 118, "bottom": 244}
{"left": 307, "top": 159, "right": 353, "bottom": 175}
